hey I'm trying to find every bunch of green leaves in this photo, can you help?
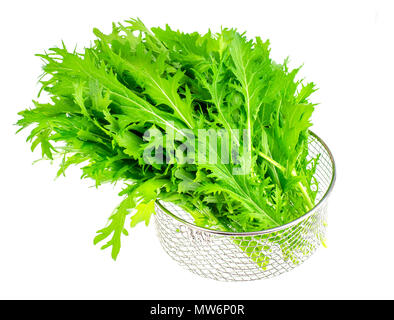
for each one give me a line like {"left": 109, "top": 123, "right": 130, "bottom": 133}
{"left": 17, "top": 18, "right": 319, "bottom": 260}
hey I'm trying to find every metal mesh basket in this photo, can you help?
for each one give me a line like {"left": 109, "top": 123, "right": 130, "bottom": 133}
{"left": 154, "top": 132, "right": 336, "bottom": 281}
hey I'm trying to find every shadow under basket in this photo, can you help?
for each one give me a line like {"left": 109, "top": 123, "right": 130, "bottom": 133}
{"left": 154, "top": 132, "right": 336, "bottom": 281}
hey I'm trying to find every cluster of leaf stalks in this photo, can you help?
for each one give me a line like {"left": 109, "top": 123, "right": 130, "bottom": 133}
{"left": 18, "top": 18, "right": 319, "bottom": 259}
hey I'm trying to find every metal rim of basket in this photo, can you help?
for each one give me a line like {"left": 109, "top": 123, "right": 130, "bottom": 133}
{"left": 155, "top": 130, "right": 336, "bottom": 236}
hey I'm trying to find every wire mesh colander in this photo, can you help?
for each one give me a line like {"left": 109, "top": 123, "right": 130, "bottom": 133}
{"left": 154, "top": 132, "right": 336, "bottom": 281}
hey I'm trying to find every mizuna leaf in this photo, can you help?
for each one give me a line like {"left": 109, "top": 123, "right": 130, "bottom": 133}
{"left": 94, "top": 194, "right": 134, "bottom": 260}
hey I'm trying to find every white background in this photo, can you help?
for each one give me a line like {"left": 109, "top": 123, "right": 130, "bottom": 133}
{"left": 1, "top": 0, "right": 393, "bottom": 299}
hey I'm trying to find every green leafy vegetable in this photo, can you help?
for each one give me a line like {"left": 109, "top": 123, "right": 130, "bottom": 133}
{"left": 17, "top": 18, "right": 319, "bottom": 260}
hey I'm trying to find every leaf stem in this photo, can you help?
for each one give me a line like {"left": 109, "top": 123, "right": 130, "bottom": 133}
{"left": 258, "top": 151, "right": 286, "bottom": 172}
{"left": 291, "top": 169, "right": 314, "bottom": 210}
{"left": 258, "top": 151, "right": 313, "bottom": 211}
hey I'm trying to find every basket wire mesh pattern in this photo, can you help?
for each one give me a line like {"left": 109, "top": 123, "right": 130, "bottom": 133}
{"left": 154, "top": 132, "right": 335, "bottom": 281}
